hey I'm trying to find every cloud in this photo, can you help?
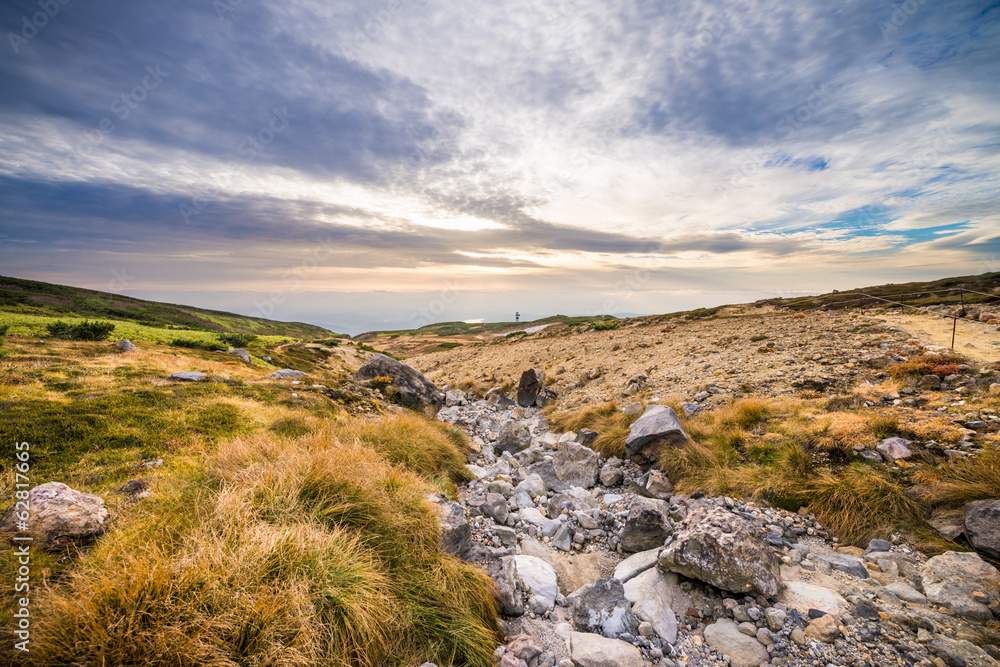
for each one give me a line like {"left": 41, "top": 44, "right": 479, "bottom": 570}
{"left": 0, "top": 0, "right": 998, "bottom": 327}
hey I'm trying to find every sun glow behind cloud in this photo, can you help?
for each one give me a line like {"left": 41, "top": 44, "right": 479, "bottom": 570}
{"left": 0, "top": 0, "right": 997, "bottom": 332}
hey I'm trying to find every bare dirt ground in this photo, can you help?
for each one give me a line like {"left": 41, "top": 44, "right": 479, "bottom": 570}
{"left": 409, "top": 310, "right": 935, "bottom": 410}
{"left": 879, "top": 312, "right": 1000, "bottom": 363}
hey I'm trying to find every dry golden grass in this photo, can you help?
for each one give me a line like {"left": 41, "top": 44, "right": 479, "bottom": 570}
{"left": 29, "top": 429, "right": 499, "bottom": 667}
{"left": 333, "top": 411, "right": 473, "bottom": 486}
{"left": 805, "top": 466, "right": 921, "bottom": 545}
{"left": 912, "top": 445, "right": 1000, "bottom": 507}
{"left": 545, "top": 401, "right": 640, "bottom": 458}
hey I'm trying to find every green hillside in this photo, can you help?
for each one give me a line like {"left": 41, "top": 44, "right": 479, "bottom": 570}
{"left": 0, "top": 275, "right": 338, "bottom": 339}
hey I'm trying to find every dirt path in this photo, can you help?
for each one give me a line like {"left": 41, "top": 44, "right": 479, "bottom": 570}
{"left": 880, "top": 313, "right": 1000, "bottom": 363}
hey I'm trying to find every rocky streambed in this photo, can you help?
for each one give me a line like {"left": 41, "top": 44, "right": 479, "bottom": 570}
{"left": 424, "top": 385, "right": 1000, "bottom": 667}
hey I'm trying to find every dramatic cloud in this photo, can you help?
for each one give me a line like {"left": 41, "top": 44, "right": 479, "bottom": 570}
{"left": 0, "top": 0, "right": 997, "bottom": 332}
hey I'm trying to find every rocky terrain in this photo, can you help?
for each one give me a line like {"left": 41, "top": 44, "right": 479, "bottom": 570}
{"left": 2, "top": 299, "right": 999, "bottom": 667}
{"left": 419, "top": 375, "right": 1000, "bottom": 667}
{"left": 412, "top": 308, "right": 999, "bottom": 412}
{"left": 398, "top": 306, "right": 1000, "bottom": 667}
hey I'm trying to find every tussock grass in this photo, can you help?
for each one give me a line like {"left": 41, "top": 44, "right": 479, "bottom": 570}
{"left": 912, "top": 446, "right": 1000, "bottom": 506}
{"left": 545, "top": 401, "right": 639, "bottom": 458}
{"left": 334, "top": 412, "right": 473, "bottom": 487}
{"left": 806, "top": 466, "right": 921, "bottom": 545}
{"left": 29, "top": 430, "right": 499, "bottom": 667}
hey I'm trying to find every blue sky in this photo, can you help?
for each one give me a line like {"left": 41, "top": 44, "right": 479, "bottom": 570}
{"left": 0, "top": 0, "right": 998, "bottom": 333}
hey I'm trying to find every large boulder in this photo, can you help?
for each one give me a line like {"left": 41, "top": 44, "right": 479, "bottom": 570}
{"left": 619, "top": 498, "right": 672, "bottom": 553}
{"left": 876, "top": 437, "right": 913, "bottom": 461}
{"left": 553, "top": 442, "right": 600, "bottom": 488}
{"left": 630, "top": 469, "right": 673, "bottom": 500}
{"left": 568, "top": 631, "right": 643, "bottom": 667}
{"left": 0, "top": 482, "right": 109, "bottom": 550}
{"left": 569, "top": 577, "right": 639, "bottom": 638}
{"left": 777, "top": 581, "right": 850, "bottom": 617}
{"left": 495, "top": 422, "right": 532, "bottom": 455}
{"left": 657, "top": 501, "right": 782, "bottom": 598}
{"left": 228, "top": 348, "right": 251, "bottom": 363}
{"left": 169, "top": 371, "right": 206, "bottom": 382}
{"left": 487, "top": 556, "right": 523, "bottom": 616}
{"left": 516, "top": 368, "right": 546, "bottom": 407}
{"left": 354, "top": 354, "right": 443, "bottom": 411}
{"left": 623, "top": 567, "right": 678, "bottom": 643}
{"left": 270, "top": 368, "right": 308, "bottom": 379}
{"left": 624, "top": 405, "right": 689, "bottom": 463}
{"left": 116, "top": 339, "right": 136, "bottom": 352}
{"left": 512, "top": 555, "right": 559, "bottom": 610}
{"left": 922, "top": 551, "right": 1000, "bottom": 623}
{"left": 964, "top": 499, "right": 1000, "bottom": 559}
{"left": 704, "top": 618, "right": 769, "bottom": 667}
{"left": 425, "top": 493, "right": 470, "bottom": 557}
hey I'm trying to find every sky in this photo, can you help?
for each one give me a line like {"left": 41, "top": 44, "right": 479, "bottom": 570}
{"left": 0, "top": 0, "right": 998, "bottom": 334}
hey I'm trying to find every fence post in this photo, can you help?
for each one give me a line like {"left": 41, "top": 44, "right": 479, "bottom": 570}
{"left": 952, "top": 315, "right": 957, "bottom": 350}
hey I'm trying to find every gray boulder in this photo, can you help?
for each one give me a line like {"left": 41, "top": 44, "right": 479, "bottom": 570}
{"left": 630, "top": 469, "right": 673, "bottom": 500}
{"left": 512, "top": 555, "right": 559, "bottom": 610}
{"left": 481, "top": 493, "right": 509, "bottom": 524}
{"left": 619, "top": 498, "right": 672, "bottom": 553}
{"left": 445, "top": 389, "right": 466, "bottom": 407}
{"left": 553, "top": 442, "right": 600, "bottom": 488}
{"left": 516, "top": 368, "right": 546, "bottom": 407}
{"left": 624, "top": 405, "right": 689, "bottom": 464}
{"left": 922, "top": 551, "right": 1000, "bottom": 623}
{"left": 228, "top": 348, "right": 251, "bottom": 363}
{"left": 487, "top": 556, "right": 523, "bottom": 616}
{"left": 658, "top": 501, "right": 782, "bottom": 598}
{"left": 568, "top": 631, "right": 643, "bottom": 667}
{"left": 168, "top": 371, "right": 206, "bottom": 382}
{"left": 0, "top": 482, "right": 109, "bottom": 550}
{"left": 704, "top": 618, "right": 769, "bottom": 667}
{"left": 425, "top": 493, "right": 470, "bottom": 557}
{"left": 526, "top": 460, "right": 569, "bottom": 493}
{"left": 815, "top": 553, "right": 869, "bottom": 579}
{"left": 569, "top": 577, "right": 639, "bottom": 638}
{"left": 576, "top": 429, "right": 599, "bottom": 447}
{"left": 486, "top": 389, "right": 515, "bottom": 409}
{"left": 495, "top": 422, "right": 532, "bottom": 455}
{"left": 964, "top": 499, "right": 1000, "bottom": 559}
{"left": 623, "top": 566, "right": 678, "bottom": 643}
{"left": 535, "top": 387, "right": 557, "bottom": 408}
{"left": 355, "top": 354, "right": 443, "bottom": 411}
{"left": 117, "top": 339, "right": 136, "bottom": 352}
{"left": 270, "top": 368, "right": 308, "bottom": 379}
{"left": 876, "top": 437, "right": 912, "bottom": 461}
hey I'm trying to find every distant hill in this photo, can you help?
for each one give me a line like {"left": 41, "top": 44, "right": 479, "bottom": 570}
{"left": 755, "top": 272, "right": 1000, "bottom": 313}
{"left": 0, "top": 275, "right": 338, "bottom": 339}
{"left": 356, "top": 314, "right": 617, "bottom": 339}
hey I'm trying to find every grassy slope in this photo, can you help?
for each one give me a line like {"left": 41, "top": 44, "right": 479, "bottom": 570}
{"left": 0, "top": 274, "right": 339, "bottom": 338}
{"left": 547, "top": 374, "right": 1000, "bottom": 554}
{"left": 0, "top": 336, "right": 497, "bottom": 666}
{"left": 756, "top": 271, "right": 1000, "bottom": 312}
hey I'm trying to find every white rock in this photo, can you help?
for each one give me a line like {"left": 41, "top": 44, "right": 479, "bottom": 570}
{"left": 520, "top": 507, "right": 548, "bottom": 527}
{"left": 512, "top": 556, "right": 559, "bottom": 608}
{"left": 777, "top": 581, "right": 849, "bottom": 617}
{"left": 568, "top": 631, "right": 643, "bottom": 667}
{"left": 614, "top": 548, "right": 661, "bottom": 583}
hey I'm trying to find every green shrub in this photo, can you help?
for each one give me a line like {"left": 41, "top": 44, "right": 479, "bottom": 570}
{"left": 591, "top": 320, "right": 620, "bottom": 331}
{"left": 170, "top": 338, "right": 227, "bottom": 352}
{"left": 217, "top": 332, "right": 260, "bottom": 348}
{"left": 46, "top": 320, "right": 116, "bottom": 341}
